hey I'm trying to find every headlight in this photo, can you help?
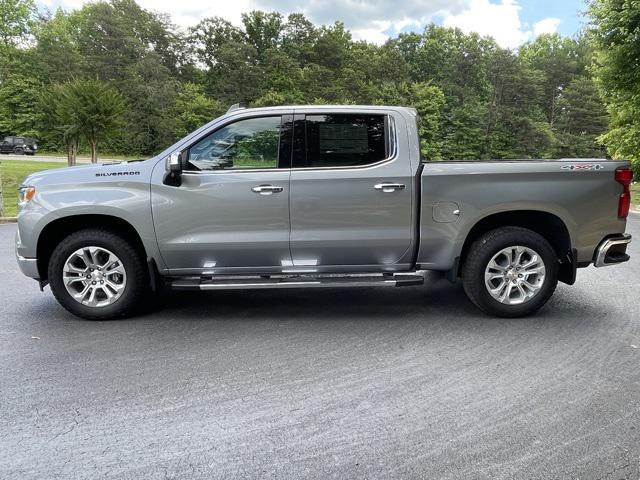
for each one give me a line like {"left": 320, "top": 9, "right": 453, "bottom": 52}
{"left": 18, "top": 186, "right": 36, "bottom": 205}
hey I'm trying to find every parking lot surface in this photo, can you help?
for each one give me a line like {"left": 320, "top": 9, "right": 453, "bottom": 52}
{"left": 1, "top": 218, "right": 639, "bottom": 479}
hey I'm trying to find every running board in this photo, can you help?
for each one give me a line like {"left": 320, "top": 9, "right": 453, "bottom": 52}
{"left": 171, "top": 273, "right": 424, "bottom": 291}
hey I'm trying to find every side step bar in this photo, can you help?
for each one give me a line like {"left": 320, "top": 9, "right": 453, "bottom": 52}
{"left": 171, "top": 273, "right": 425, "bottom": 291}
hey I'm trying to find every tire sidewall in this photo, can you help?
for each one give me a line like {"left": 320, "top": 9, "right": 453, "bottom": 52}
{"left": 48, "top": 230, "right": 146, "bottom": 319}
{"left": 464, "top": 228, "right": 558, "bottom": 317}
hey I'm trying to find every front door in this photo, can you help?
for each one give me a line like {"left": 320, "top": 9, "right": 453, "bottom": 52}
{"left": 151, "top": 114, "right": 293, "bottom": 274}
{"left": 289, "top": 112, "right": 414, "bottom": 269}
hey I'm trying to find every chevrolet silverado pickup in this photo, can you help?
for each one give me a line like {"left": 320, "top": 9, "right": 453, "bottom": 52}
{"left": 15, "top": 105, "right": 633, "bottom": 319}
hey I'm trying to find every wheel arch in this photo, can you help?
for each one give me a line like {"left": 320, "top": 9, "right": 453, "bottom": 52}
{"left": 458, "top": 210, "right": 575, "bottom": 285}
{"left": 36, "top": 214, "right": 148, "bottom": 281}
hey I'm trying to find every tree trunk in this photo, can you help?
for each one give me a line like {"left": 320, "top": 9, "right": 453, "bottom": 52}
{"left": 91, "top": 140, "right": 98, "bottom": 163}
{"left": 67, "top": 141, "right": 76, "bottom": 166}
{"left": 69, "top": 138, "right": 79, "bottom": 166}
{"left": 549, "top": 90, "right": 557, "bottom": 127}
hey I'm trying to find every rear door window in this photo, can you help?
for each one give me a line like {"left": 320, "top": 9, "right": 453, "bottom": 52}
{"left": 293, "top": 114, "right": 389, "bottom": 168}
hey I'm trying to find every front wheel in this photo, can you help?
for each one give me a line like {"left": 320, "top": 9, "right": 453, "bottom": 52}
{"left": 48, "top": 229, "right": 149, "bottom": 320}
{"left": 462, "top": 227, "right": 558, "bottom": 318}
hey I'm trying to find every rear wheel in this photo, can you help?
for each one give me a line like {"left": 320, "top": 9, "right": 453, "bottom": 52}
{"left": 13, "top": 147, "right": 24, "bottom": 155}
{"left": 48, "top": 229, "right": 148, "bottom": 320}
{"left": 462, "top": 227, "right": 558, "bottom": 317}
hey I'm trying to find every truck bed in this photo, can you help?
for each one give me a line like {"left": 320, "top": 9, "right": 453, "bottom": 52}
{"left": 416, "top": 159, "right": 630, "bottom": 271}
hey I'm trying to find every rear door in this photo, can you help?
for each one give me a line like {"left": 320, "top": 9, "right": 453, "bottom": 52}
{"left": 289, "top": 111, "right": 414, "bottom": 269}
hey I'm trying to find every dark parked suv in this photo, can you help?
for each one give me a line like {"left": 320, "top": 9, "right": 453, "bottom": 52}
{"left": 1, "top": 136, "right": 38, "bottom": 155}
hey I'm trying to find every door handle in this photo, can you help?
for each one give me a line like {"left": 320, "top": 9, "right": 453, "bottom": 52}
{"left": 251, "top": 185, "right": 284, "bottom": 195}
{"left": 374, "top": 183, "right": 406, "bottom": 193}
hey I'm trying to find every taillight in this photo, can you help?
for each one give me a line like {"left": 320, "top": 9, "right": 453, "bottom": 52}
{"left": 615, "top": 167, "right": 633, "bottom": 218}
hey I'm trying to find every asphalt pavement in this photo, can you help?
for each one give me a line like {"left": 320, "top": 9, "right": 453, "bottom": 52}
{"left": 1, "top": 218, "right": 639, "bottom": 479}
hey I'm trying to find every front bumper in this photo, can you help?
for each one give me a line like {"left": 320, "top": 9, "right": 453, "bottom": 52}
{"left": 593, "top": 234, "right": 632, "bottom": 267}
{"left": 15, "top": 229, "right": 39, "bottom": 279}
{"left": 16, "top": 254, "right": 39, "bottom": 279}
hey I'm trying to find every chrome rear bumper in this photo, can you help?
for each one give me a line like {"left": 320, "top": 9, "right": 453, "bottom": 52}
{"left": 594, "top": 234, "right": 632, "bottom": 267}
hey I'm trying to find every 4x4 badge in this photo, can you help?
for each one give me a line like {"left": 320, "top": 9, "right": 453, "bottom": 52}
{"left": 561, "top": 164, "right": 602, "bottom": 171}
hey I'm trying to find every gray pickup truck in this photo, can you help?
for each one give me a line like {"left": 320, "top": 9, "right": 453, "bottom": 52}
{"left": 15, "top": 105, "right": 633, "bottom": 319}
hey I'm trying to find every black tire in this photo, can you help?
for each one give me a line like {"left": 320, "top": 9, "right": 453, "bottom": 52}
{"left": 461, "top": 227, "right": 558, "bottom": 318}
{"left": 13, "top": 147, "right": 24, "bottom": 155}
{"left": 48, "top": 229, "right": 149, "bottom": 320}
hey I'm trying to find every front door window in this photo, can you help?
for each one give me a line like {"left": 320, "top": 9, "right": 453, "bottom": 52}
{"left": 186, "top": 117, "right": 282, "bottom": 171}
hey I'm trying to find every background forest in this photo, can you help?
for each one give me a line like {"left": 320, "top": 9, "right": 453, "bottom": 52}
{"left": 0, "top": 0, "right": 637, "bottom": 173}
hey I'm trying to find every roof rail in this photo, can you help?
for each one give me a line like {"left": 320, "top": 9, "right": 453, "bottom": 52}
{"left": 227, "top": 103, "right": 245, "bottom": 113}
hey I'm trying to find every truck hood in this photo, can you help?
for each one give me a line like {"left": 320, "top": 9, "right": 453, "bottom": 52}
{"left": 22, "top": 159, "right": 155, "bottom": 187}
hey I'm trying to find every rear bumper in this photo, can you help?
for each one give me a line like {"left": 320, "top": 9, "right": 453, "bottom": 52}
{"left": 593, "top": 234, "right": 632, "bottom": 267}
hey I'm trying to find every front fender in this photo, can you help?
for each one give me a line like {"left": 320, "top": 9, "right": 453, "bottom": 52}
{"left": 16, "top": 160, "right": 164, "bottom": 270}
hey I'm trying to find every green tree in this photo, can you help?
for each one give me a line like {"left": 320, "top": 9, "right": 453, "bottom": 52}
{"left": 281, "top": 13, "right": 317, "bottom": 64}
{"left": 259, "top": 48, "right": 304, "bottom": 100}
{"left": 40, "top": 79, "right": 125, "bottom": 164}
{"left": 32, "top": 8, "right": 85, "bottom": 82}
{"left": 205, "top": 41, "right": 261, "bottom": 104}
{"left": 520, "top": 34, "right": 590, "bottom": 126}
{"left": 396, "top": 26, "right": 497, "bottom": 159}
{"left": 0, "top": 0, "right": 35, "bottom": 49}
{"left": 589, "top": 0, "right": 640, "bottom": 174}
{"left": 40, "top": 83, "right": 82, "bottom": 165}
{"left": 0, "top": 75, "right": 42, "bottom": 138}
{"left": 119, "top": 54, "right": 179, "bottom": 155}
{"left": 312, "top": 22, "right": 352, "bottom": 71}
{"left": 189, "top": 17, "right": 244, "bottom": 68}
{"left": 69, "top": 79, "right": 126, "bottom": 163}
{"left": 0, "top": 1, "right": 617, "bottom": 164}
{"left": 173, "top": 82, "right": 224, "bottom": 138}
{"left": 241, "top": 11, "right": 283, "bottom": 62}
{"left": 374, "top": 82, "right": 445, "bottom": 160}
{"left": 485, "top": 49, "right": 553, "bottom": 159}
{"left": 72, "top": 0, "right": 178, "bottom": 82}
{"left": 554, "top": 77, "right": 608, "bottom": 157}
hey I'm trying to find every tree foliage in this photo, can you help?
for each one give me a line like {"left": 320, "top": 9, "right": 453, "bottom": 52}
{"left": 40, "top": 82, "right": 82, "bottom": 165}
{"left": 0, "top": 0, "right": 35, "bottom": 50}
{"left": 589, "top": 0, "right": 640, "bottom": 175}
{"left": 40, "top": 79, "right": 125, "bottom": 164}
{"left": 0, "top": 0, "right": 618, "bottom": 162}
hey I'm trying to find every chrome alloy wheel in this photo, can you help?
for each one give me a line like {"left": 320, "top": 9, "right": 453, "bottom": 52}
{"left": 484, "top": 246, "right": 546, "bottom": 305}
{"left": 63, "top": 246, "right": 127, "bottom": 307}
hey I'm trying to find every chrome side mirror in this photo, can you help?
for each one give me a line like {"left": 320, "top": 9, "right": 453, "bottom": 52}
{"left": 163, "top": 151, "right": 187, "bottom": 187}
{"left": 168, "top": 152, "right": 182, "bottom": 173}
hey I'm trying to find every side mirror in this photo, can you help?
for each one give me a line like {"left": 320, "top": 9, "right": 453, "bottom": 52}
{"left": 168, "top": 152, "right": 182, "bottom": 172}
{"left": 163, "top": 150, "right": 188, "bottom": 186}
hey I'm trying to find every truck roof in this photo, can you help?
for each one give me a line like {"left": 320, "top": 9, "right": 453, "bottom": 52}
{"left": 225, "top": 105, "right": 417, "bottom": 115}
